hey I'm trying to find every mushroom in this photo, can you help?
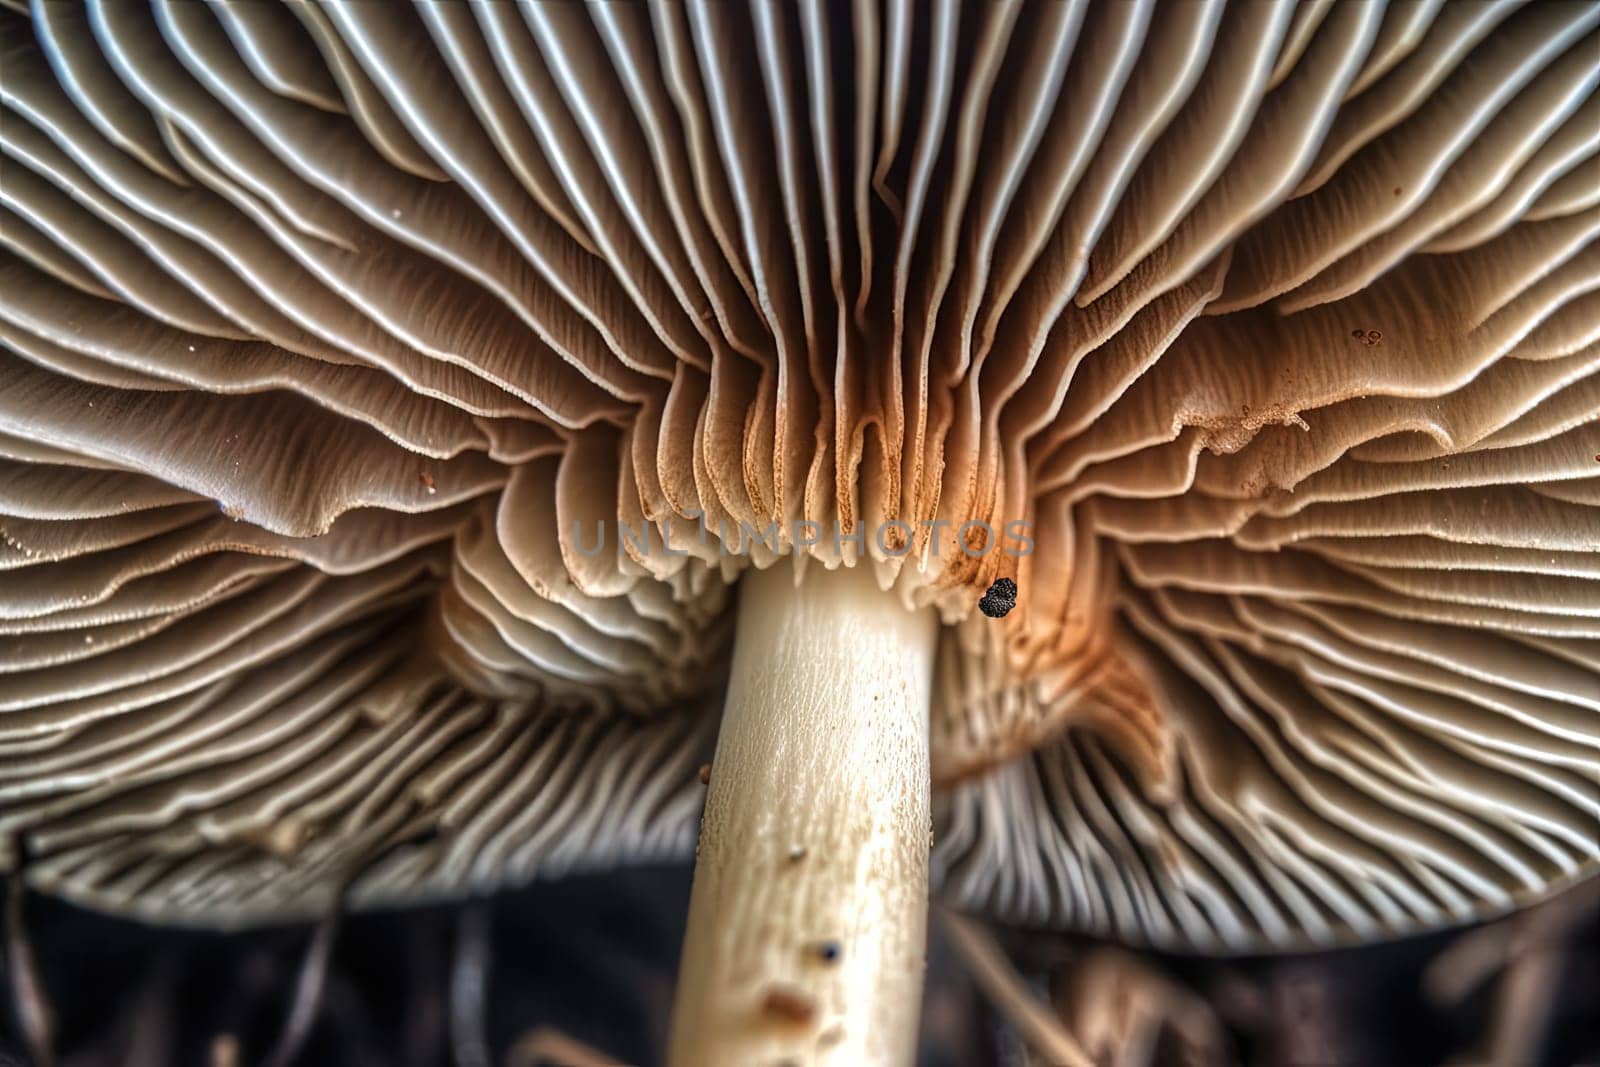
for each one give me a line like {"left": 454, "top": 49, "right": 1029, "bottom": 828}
{"left": 1, "top": 2, "right": 1597, "bottom": 1064}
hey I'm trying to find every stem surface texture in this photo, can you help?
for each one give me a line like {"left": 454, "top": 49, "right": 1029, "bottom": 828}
{"left": 669, "top": 561, "right": 937, "bottom": 1066}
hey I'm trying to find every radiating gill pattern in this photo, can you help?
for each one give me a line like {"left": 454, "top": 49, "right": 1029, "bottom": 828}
{"left": 0, "top": 1, "right": 1595, "bottom": 941}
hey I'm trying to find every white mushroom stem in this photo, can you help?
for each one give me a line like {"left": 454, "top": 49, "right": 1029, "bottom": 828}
{"left": 670, "top": 561, "right": 938, "bottom": 1066}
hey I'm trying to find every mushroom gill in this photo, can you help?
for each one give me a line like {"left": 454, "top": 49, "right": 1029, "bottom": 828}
{"left": 0, "top": 1, "right": 1596, "bottom": 1063}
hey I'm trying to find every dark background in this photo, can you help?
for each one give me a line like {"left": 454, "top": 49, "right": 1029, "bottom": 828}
{"left": 0, "top": 865, "right": 1595, "bottom": 1067}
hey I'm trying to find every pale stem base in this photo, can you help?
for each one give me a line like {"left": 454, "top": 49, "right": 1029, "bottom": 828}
{"left": 668, "top": 561, "right": 938, "bottom": 1066}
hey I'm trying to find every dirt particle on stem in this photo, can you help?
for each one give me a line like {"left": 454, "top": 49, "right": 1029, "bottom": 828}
{"left": 761, "top": 984, "right": 817, "bottom": 1024}
{"left": 697, "top": 763, "right": 712, "bottom": 785}
{"left": 787, "top": 844, "right": 806, "bottom": 863}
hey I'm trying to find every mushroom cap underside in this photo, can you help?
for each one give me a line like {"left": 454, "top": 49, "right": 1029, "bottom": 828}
{"left": 0, "top": 0, "right": 1596, "bottom": 948}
